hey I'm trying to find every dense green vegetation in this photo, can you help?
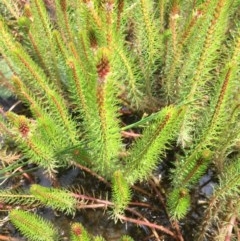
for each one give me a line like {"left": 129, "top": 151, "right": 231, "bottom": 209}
{"left": 0, "top": 0, "right": 240, "bottom": 240}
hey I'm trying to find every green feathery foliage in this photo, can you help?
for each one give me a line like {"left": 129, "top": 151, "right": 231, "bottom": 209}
{"left": 93, "top": 237, "right": 107, "bottom": 241}
{"left": 0, "top": 185, "right": 77, "bottom": 214}
{"left": 168, "top": 22, "right": 240, "bottom": 219}
{"left": 197, "top": 157, "right": 240, "bottom": 241}
{"left": 70, "top": 223, "right": 91, "bottom": 241}
{"left": 169, "top": 0, "right": 235, "bottom": 147}
{"left": 119, "top": 235, "right": 135, "bottom": 241}
{"left": 30, "top": 184, "right": 77, "bottom": 215}
{"left": 167, "top": 188, "right": 191, "bottom": 220}
{"left": 11, "top": 216, "right": 133, "bottom": 241}
{"left": 9, "top": 209, "right": 59, "bottom": 241}
{"left": 0, "top": 150, "right": 38, "bottom": 181}
{"left": 111, "top": 170, "right": 132, "bottom": 219}
{"left": 4, "top": 112, "right": 59, "bottom": 173}
{"left": 125, "top": 105, "right": 184, "bottom": 184}
{"left": 0, "top": 188, "right": 38, "bottom": 207}
{"left": 0, "top": 0, "right": 240, "bottom": 240}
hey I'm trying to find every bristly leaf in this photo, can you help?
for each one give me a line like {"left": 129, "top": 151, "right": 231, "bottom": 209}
{"left": 168, "top": 24, "right": 240, "bottom": 220}
{"left": 4, "top": 112, "right": 58, "bottom": 173}
{"left": 0, "top": 1, "right": 239, "bottom": 239}
{"left": 70, "top": 223, "right": 91, "bottom": 241}
{"left": 196, "top": 157, "right": 240, "bottom": 241}
{"left": 176, "top": 0, "right": 234, "bottom": 146}
{"left": 167, "top": 188, "right": 191, "bottom": 220}
{"left": 212, "top": 157, "right": 240, "bottom": 204}
{"left": 9, "top": 209, "right": 59, "bottom": 241}
{"left": 119, "top": 235, "right": 135, "bottom": 241}
{"left": 30, "top": 184, "right": 76, "bottom": 215}
{"left": 93, "top": 236, "right": 107, "bottom": 241}
{"left": 0, "top": 188, "right": 39, "bottom": 207}
{"left": 111, "top": 170, "right": 131, "bottom": 220}
{"left": 125, "top": 105, "right": 184, "bottom": 184}
{"left": 86, "top": 47, "right": 122, "bottom": 177}
{"left": 29, "top": 0, "right": 63, "bottom": 88}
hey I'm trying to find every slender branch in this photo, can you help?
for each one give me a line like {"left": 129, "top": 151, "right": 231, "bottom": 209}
{"left": 148, "top": 178, "right": 184, "bottom": 241}
{"left": 117, "top": 214, "right": 176, "bottom": 238}
{"left": 121, "top": 112, "right": 158, "bottom": 131}
{"left": 76, "top": 203, "right": 108, "bottom": 209}
{"left": 121, "top": 131, "right": 141, "bottom": 138}
{"left": 148, "top": 178, "right": 167, "bottom": 213}
{"left": 128, "top": 202, "right": 152, "bottom": 209}
{"left": 72, "top": 193, "right": 112, "bottom": 206}
{"left": 132, "top": 184, "right": 152, "bottom": 197}
{"left": 73, "top": 162, "right": 110, "bottom": 187}
{"left": 224, "top": 214, "right": 236, "bottom": 241}
{"left": 126, "top": 207, "right": 161, "bottom": 241}
{"left": 0, "top": 235, "right": 21, "bottom": 241}
{"left": 73, "top": 191, "right": 176, "bottom": 239}
{"left": 8, "top": 101, "right": 22, "bottom": 112}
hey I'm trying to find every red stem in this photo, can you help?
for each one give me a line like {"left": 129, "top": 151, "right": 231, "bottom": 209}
{"left": 121, "top": 130, "right": 141, "bottom": 138}
{"left": 73, "top": 162, "right": 110, "bottom": 187}
{"left": 117, "top": 214, "right": 176, "bottom": 238}
{"left": 72, "top": 193, "right": 113, "bottom": 205}
{"left": 72, "top": 192, "right": 176, "bottom": 238}
{"left": 0, "top": 235, "right": 21, "bottom": 241}
{"left": 225, "top": 214, "right": 236, "bottom": 241}
{"left": 148, "top": 179, "right": 184, "bottom": 241}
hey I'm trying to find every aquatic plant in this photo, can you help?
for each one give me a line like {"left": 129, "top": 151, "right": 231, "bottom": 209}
{"left": 0, "top": 0, "right": 240, "bottom": 240}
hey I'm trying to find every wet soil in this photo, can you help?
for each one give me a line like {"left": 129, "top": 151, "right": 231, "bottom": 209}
{"left": 0, "top": 163, "right": 216, "bottom": 241}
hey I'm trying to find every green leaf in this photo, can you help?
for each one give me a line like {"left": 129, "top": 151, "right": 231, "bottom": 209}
{"left": 0, "top": 188, "right": 38, "bottom": 207}
{"left": 93, "top": 236, "right": 107, "bottom": 241}
{"left": 125, "top": 105, "right": 184, "bottom": 184}
{"left": 111, "top": 170, "right": 132, "bottom": 219}
{"left": 70, "top": 223, "right": 91, "bottom": 241}
{"left": 30, "top": 184, "right": 76, "bottom": 215}
{"left": 10, "top": 209, "right": 59, "bottom": 241}
{"left": 119, "top": 235, "right": 135, "bottom": 241}
{"left": 167, "top": 188, "right": 191, "bottom": 220}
